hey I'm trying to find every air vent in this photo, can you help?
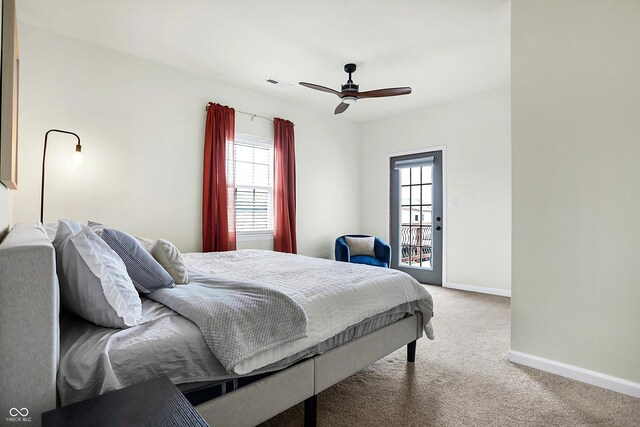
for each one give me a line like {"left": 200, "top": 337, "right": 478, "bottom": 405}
{"left": 264, "top": 78, "right": 292, "bottom": 88}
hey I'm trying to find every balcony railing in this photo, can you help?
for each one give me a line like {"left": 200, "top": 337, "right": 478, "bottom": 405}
{"left": 400, "top": 225, "right": 432, "bottom": 265}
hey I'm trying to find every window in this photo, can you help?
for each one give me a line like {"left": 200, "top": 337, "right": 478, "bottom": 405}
{"left": 232, "top": 133, "right": 274, "bottom": 239}
{"left": 399, "top": 163, "right": 433, "bottom": 268}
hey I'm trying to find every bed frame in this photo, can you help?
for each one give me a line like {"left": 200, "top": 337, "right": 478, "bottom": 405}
{"left": 0, "top": 223, "right": 423, "bottom": 427}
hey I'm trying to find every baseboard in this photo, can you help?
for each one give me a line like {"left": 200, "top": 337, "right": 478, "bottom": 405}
{"left": 444, "top": 282, "right": 511, "bottom": 297}
{"left": 508, "top": 350, "right": 640, "bottom": 399}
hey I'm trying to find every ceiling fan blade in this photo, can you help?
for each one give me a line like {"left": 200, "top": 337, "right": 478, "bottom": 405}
{"left": 355, "top": 87, "right": 412, "bottom": 98}
{"left": 299, "top": 82, "right": 341, "bottom": 96}
{"left": 334, "top": 102, "right": 349, "bottom": 115}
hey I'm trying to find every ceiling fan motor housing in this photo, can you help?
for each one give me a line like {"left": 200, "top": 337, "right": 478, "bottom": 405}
{"left": 341, "top": 83, "right": 359, "bottom": 93}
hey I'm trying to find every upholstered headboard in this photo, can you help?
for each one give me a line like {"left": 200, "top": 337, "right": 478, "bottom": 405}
{"left": 0, "top": 223, "right": 59, "bottom": 425}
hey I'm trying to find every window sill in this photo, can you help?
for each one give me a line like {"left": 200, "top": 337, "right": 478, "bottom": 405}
{"left": 237, "top": 232, "right": 274, "bottom": 242}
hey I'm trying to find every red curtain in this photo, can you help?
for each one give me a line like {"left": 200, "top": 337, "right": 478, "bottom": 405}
{"left": 273, "top": 118, "right": 297, "bottom": 253}
{"left": 202, "top": 103, "right": 236, "bottom": 252}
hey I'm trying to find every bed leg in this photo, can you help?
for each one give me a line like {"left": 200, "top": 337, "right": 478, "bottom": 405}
{"left": 304, "top": 395, "right": 317, "bottom": 427}
{"left": 407, "top": 340, "right": 417, "bottom": 362}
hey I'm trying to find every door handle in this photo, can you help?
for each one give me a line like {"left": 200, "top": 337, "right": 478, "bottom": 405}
{"left": 435, "top": 226, "right": 442, "bottom": 231}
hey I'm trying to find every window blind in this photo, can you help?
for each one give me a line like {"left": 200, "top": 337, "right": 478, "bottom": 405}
{"left": 234, "top": 135, "right": 274, "bottom": 234}
{"left": 393, "top": 155, "right": 435, "bottom": 170}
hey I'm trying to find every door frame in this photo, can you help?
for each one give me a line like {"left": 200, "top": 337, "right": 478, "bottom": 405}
{"left": 386, "top": 146, "right": 447, "bottom": 286}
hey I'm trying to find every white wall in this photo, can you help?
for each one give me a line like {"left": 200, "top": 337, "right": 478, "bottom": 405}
{"left": 12, "top": 25, "right": 362, "bottom": 257}
{"left": 13, "top": 24, "right": 513, "bottom": 290}
{"left": 361, "top": 86, "right": 511, "bottom": 291}
{"left": 512, "top": 0, "right": 640, "bottom": 383}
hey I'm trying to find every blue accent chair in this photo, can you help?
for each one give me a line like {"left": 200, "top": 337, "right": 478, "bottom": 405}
{"left": 335, "top": 235, "right": 392, "bottom": 268}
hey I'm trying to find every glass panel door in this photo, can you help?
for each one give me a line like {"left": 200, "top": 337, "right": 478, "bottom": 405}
{"left": 390, "top": 151, "right": 443, "bottom": 284}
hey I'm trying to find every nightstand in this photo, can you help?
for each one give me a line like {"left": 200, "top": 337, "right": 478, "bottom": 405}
{"left": 42, "top": 376, "right": 209, "bottom": 426}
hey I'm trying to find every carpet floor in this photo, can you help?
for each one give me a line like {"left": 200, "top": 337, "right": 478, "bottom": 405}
{"left": 260, "top": 285, "right": 640, "bottom": 426}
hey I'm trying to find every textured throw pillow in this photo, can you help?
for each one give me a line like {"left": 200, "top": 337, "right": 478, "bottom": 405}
{"left": 53, "top": 220, "right": 143, "bottom": 328}
{"left": 150, "top": 239, "right": 189, "bottom": 284}
{"left": 345, "top": 236, "right": 376, "bottom": 257}
{"left": 136, "top": 236, "right": 157, "bottom": 252}
{"left": 101, "top": 228, "right": 175, "bottom": 293}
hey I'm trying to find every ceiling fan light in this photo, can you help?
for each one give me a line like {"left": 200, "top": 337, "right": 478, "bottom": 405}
{"left": 342, "top": 96, "right": 357, "bottom": 105}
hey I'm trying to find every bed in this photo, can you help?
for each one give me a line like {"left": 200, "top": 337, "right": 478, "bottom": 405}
{"left": 0, "top": 223, "right": 434, "bottom": 427}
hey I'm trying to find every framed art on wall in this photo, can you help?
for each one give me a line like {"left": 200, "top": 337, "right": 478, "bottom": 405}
{"left": 0, "top": 0, "right": 19, "bottom": 190}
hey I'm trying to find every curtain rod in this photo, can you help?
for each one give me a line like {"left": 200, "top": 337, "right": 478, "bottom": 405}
{"left": 205, "top": 104, "right": 273, "bottom": 122}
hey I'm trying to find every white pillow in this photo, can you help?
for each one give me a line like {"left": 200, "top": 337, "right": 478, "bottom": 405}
{"left": 345, "top": 236, "right": 376, "bottom": 257}
{"left": 54, "top": 220, "right": 143, "bottom": 328}
{"left": 150, "top": 239, "right": 189, "bottom": 284}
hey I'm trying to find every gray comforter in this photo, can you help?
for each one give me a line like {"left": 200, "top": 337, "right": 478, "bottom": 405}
{"left": 148, "top": 269, "right": 308, "bottom": 372}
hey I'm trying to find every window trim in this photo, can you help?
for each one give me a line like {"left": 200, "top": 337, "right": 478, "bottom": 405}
{"left": 236, "top": 231, "right": 274, "bottom": 242}
{"left": 234, "top": 133, "right": 274, "bottom": 240}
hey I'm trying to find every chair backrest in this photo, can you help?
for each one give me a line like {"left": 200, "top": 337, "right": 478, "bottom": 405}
{"left": 337, "top": 234, "right": 371, "bottom": 243}
{"left": 335, "top": 234, "right": 375, "bottom": 262}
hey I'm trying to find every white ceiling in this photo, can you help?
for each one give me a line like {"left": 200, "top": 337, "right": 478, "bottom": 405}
{"left": 17, "top": 0, "right": 510, "bottom": 122}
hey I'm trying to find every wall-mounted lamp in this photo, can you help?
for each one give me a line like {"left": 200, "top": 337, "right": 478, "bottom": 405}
{"left": 40, "top": 129, "right": 83, "bottom": 224}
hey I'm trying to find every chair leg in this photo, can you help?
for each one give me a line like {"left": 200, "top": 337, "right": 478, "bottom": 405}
{"left": 304, "top": 395, "right": 317, "bottom": 427}
{"left": 407, "top": 340, "right": 417, "bottom": 363}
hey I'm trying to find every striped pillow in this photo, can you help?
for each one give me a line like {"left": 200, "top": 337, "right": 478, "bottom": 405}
{"left": 101, "top": 228, "right": 175, "bottom": 293}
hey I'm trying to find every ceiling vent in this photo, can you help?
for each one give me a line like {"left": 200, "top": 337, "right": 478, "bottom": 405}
{"left": 265, "top": 78, "right": 292, "bottom": 87}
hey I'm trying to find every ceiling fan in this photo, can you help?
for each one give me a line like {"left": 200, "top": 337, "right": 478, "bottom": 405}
{"left": 299, "top": 63, "right": 412, "bottom": 115}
